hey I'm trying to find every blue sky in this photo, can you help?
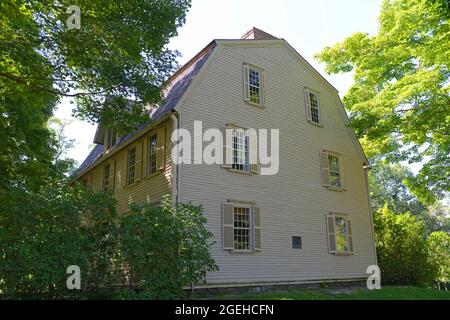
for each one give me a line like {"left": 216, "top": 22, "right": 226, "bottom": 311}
{"left": 55, "top": 0, "right": 384, "bottom": 165}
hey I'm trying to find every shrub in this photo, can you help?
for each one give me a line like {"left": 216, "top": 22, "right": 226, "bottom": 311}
{"left": 373, "top": 204, "right": 434, "bottom": 286}
{"left": 118, "top": 196, "right": 218, "bottom": 299}
{"left": 0, "top": 182, "right": 118, "bottom": 298}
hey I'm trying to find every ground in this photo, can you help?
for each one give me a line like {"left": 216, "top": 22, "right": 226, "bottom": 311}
{"left": 194, "top": 286, "right": 450, "bottom": 300}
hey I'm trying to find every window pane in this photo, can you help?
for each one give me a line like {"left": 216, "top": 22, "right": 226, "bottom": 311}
{"left": 335, "top": 217, "right": 347, "bottom": 234}
{"left": 248, "top": 68, "right": 261, "bottom": 104}
{"left": 128, "top": 147, "right": 136, "bottom": 184}
{"left": 148, "top": 135, "right": 157, "bottom": 174}
{"left": 328, "top": 155, "right": 339, "bottom": 171}
{"left": 330, "top": 172, "right": 341, "bottom": 187}
{"left": 336, "top": 234, "right": 349, "bottom": 252}
{"left": 233, "top": 207, "right": 251, "bottom": 250}
{"left": 232, "top": 130, "right": 250, "bottom": 171}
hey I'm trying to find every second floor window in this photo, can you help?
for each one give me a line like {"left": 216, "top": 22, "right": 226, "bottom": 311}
{"left": 127, "top": 147, "right": 136, "bottom": 185}
{"left": 320, "top": 151, "right": 344, "bottom": 190}
{"left": 148, "top": 134, "right": 157, "bottom": 175}
{"left": 328, "top": 154, "right": 341, "bottom": 188}
{"left": 103, "top": 163, "right": 110, "bottom": 192}
{"left": 232, "top": 129, "right": 250, "bottom": 172}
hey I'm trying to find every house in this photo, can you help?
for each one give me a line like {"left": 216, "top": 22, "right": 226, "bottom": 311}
{"left": 77, "top": 28, "right": 377, "bottom": 287}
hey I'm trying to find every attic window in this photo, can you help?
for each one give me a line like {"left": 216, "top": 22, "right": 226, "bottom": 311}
{"left": 305, "top": 88, "right": 321, "bottom": 125}
{"left": 106, "top": 128, "right": 117, "bottom": 149}
{"left": 243, "top": 64, "right": 265, "bottom": 106}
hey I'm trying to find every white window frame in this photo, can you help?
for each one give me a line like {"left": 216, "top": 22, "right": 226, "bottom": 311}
{"left": 106, "top": 128, "right": 117, "bottom": 150}
{"left": 328, "top": 214, "right": 353, "bottom": 254}
{"left": 244, "top": 64, "right": 265, "bottom": 106}
{"left": 305, "top": 88, "right": 322, "bottom": 125}
{"left": 102, "top": 163, "right": 110, "bottom": 192}
{"left": 233, "top": 205, "right": 253, "bottom": 252}
{"left": 328, "top": 154, "right": 342, "bottom": 188}
{"left": 148, "top": 134, "right": 157, "bottom": 175}
{"left": 127, "top": 147, "right": 136, "bottom": 185}
{"left": 232, "top": 129, "right": 250, "bottom": 172}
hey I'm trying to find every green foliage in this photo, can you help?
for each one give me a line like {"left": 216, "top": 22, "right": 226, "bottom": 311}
{"left": 373, "top": 204, "right": 449, "bottom": 287}
{"left": 1, "top": 0, "right": 191, "bottom": 132}
{"left": 0, "top": 182, "right": 118, "bottom": 298}
{"left": 119, "top": 196, "right": 218, "bottom": 299}
{"left": 0, "top": 186, "right": 217, "bottom": 299}
{"left": 368, "top": 159, "right": 449, "bottom": 233}
{"left": 316, "top": 0, "right": 450, "bottom": 202}
{"left": 427, "top": 231, "right": 450, "bottom": 284}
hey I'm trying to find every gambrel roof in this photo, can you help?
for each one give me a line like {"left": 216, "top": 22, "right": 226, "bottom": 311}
{"left": 78, "top": 28, "right": 368, "bottom": 175}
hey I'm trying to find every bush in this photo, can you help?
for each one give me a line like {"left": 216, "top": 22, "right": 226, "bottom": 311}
{"left": 118, "top": 196, "right": 218, "bottom": 299}
{"left": 373, "top": 203, "right": 450, "bottom": 287}
{"left": 0, "top": 185, "right": 217, "bottom": 299}
{"left": 0, "top": 182, "right": 118, "bottom": 298}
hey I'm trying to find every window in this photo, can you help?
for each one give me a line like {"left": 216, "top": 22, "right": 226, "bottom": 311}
{"left": 244, "top": 65, "right": 264, "bottom": 105}
{"left": 222, "top": 203, "right": 261, "bottom": 252}
{"left": 305, "top": 89, "right": 321, "bottom": 125}
{"left": 327, "top": 214, "right": 353, "bottom": 254}
{"left": 127, "top": 147, "right": 136, "bottom": 185}
{"left": 232, "top": 129, "right": 250, "bottom": 172}
{"left": 103, "top": 163, "right": 110, "bottom": 192}
{"left": 106, "top": 128, "right": 117, "bottom": 149}
{"left": 328, "top": 154, "right": 342, "bottom": 188}
{"left": 320, "top": 151, "right": 344, "bottom": 190}
{"left": 148, "top": 134, "right": 157, "bottom": 175}
{"left": 292, "top": 236, "right": 302, "bottom": 249}
{"left": 233, "top": 206, "right": 251, "bottom": 250}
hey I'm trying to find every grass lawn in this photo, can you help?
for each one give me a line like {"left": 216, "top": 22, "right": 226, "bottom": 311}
{"left": 199, "top": 286, "right": 450, "bottom": 300}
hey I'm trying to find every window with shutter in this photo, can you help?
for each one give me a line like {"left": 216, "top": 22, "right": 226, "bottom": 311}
{"left": 223, "top": 126, "right": 258, "bottom": 175}
{"left": 327, "top": 214, "right": 353, "bottom": 254}
{"left": 320, "top": 151, "right": 344, "bottom": 190}
{"left": 222, "top": 202, "right": 261, "bottom": 252}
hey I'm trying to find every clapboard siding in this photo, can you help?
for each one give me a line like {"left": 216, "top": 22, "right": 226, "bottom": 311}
{"left": 178, "top": 42, "right": 376, "bottom": 284}
{"left": 79, "top": 119, "right": 173, "bottom": 214}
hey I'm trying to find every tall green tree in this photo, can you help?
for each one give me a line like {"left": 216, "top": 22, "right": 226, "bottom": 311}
{"left": 1, "top": 0, "right": 191, "bottom": 131}
{"left": 316, "top": 0, "right": 449, "bottom": 203}
{"left": 1, "top": 0, "right": 191, "bottom": 192}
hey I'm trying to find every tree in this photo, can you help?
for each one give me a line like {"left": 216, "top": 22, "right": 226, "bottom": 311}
{"left": 316, "top": 0, "right": 449, "bottom": 203}
{"left": 373, "top": 204, "right": 434, "bottom": 286}
{"left": 1, "top": 0, "right": 191, "bottom": 132}
{"left": 368, "top": 158, "right": 449, "bottom": 233}
{"left": 427, "top": 231, "right": 450, "bottom": 289}
{"left": 369, "top": 158, "right": 427, "bottom": 216}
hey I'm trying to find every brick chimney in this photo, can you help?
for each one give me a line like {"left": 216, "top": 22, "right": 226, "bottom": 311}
{"left": 241, "top": 27, "right": 279, "bottom": 40}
